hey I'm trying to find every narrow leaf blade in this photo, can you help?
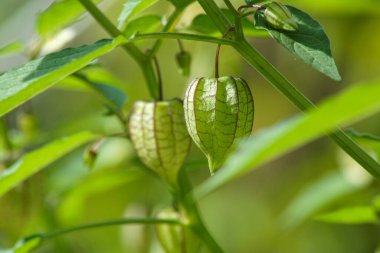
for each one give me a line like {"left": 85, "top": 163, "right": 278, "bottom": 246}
{"left": 314, "top": 206, "right": 378, "bottom": 224}
{"left": 123, "top": 15, "right": 163, "bottom": 38}
{"left": 37, "top": 0, "right": 102, "bottom": 38}
{"left": 254, "top": 6, "right": 341, "bottom": 81}
{"left": 0, "top": 41, "right": 24, "bottom": 57}
{"left": 0, "top": 37, "right": 126, "bottom": 117}
{"left": 0, "top": 131, "right": 97, "bottom": 198}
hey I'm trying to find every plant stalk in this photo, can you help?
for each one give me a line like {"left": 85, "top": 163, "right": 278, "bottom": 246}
{"left": 78, "top": 0, "right": 159, "bottom": 100}
{"left": 177, "top": 170, "right": 225, "bottom": 253}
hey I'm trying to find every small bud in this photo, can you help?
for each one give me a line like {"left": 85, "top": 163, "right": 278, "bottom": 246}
{"left": 175, "top": 51, "right": 191, "bottom": 76}
{"left": 83, "top": 146, "right": 97, "bottom": 170}
{"left": 264, "top": 1, "right": 298, "bottom": 31}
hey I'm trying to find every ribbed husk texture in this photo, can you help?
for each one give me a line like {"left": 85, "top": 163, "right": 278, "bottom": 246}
{"left": 128, "top": 98, "right": 191, "bottom": 187}
{"left": 184, "top": 76, "right": 254, "bottom": 173}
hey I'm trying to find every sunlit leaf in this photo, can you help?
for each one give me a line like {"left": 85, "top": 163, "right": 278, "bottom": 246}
{"left": 0, "top": 41, "right": 24, "bottom": 57}
{"left": 314, "top": 206, "right": 378, "bottom": 224}
{"left": 0, "top": 131, "right": 97, "bottom": 198}
{"left": 37, "top": 0, "right": 102, "bottom": 38}
{"left": 117, "top": 0, "right": 159, "bottom": 29}
{"left": 195, "top": 79, "right": 380, "bottom": 199}
{"left": 0, "top": 37, "right": 126, "bottom": 117}
{"left": 254, "top": 6, "right": 341, "bottom": 81}
{"left": 280, "top": 172, "right": 362, "bottom": 228}
{"left": 123, "top": 15, "right": 163, "bottom": 38}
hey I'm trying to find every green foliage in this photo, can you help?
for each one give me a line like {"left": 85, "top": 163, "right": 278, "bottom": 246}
{"left": 37, "top": 0, "right": 102, "bottom": 38}
{"left": 166, "top": 0, "right": 194, "bottom": 8}
{"left": 315, "top": 206, "right": 378, "bottom": 224}
{"left": 123, "top": 15, "right": 163, "bottom": 38}
{"left": 1, "top": 0, "right": 380, "bottom": 252}
{"left": 75, "top": 74, "right": 128, "bottom": 109}
{"left": 254, "top": 6, "right": 341, "bottom": 81}
{"left": 0, "top": 41, "right": 24, "bottom": 57}
{"left": 0, "top": 37, "right": 125, "bottom": 117}
{"left": 280, "top": 172, "right": 364, "bottom": 228}
{"left": 118, "top": 0, "right": 159, "bottom": 29}
{"left": 0, "top": 131, "right": 97, "bottom": 198}
{"left": 0, "top": 236, "right": 41, "bottom": 253}
{"left": 195, "top": 79, "right": 380, "bottom": 198}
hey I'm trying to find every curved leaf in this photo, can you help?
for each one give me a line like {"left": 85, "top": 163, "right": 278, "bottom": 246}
{"left": 37, "top": 0, "right": 102, "bottom": 38}
{"left": 195, "top": 79, "right": 380, "bottom": 199}
{"left": 0, "top": 131, "right": 97, "bottom": 198}
{"left": 0, "top": 41, "right": 24, "bottom": 57}
{"left": 0, "top": 37, "right": 126, "bottom": 117}
{"left": 254, "top": 6, "right": 341, "bottom": 81}
{"left": 117, "top": 0, "right": 159, "bottom": 29}
{"left": 123, "top": 15, "right": 163, "bottom": 38}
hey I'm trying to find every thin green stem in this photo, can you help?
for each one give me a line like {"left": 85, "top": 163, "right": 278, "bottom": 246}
{"left": 132, "top": 32, "right": 235, "bottom": 46}
{"left": 78, "top": 0, "right": 159, "bottom": 100}
{"left": 0, "top": 117, "right": 12, "bottom": 152}
{"left": 197, "top": 0, "right": 380, "bottom": 179}
{"left": 149, "top": 8, "right": 184, "bottom": 57}
{"left": 27, "top": 217, "right": 180, "bottom": 242}
{"left": 152, "top": 55, "right": 164, "bottom": 100}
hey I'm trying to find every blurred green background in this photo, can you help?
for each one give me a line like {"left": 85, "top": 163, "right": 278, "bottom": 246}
{"left": 1, "top": 0, "right": 380, "bottom": 252}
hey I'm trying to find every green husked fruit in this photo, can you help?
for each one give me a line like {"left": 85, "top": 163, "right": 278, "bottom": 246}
{"left": 128, "top": 99, "right": 191, "bottom": 187}
{"left": 264, "top": 1, "right": 298, "bottom": 31}
{"left": 184, "top": 76, "right": 254, "bottom": 174}
{"left": 155, "top": 208, "right": 201, "bottom": 253}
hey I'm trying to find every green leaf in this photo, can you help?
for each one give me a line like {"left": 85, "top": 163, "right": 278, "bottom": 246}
{"left": 280, "top": 172, "right": 362, "bottom": 229}
{"left": 123, "top": 15, "right": 163, "bottom": 38}
{"left": 75, "top": 74, "right": 128, "bottom": 109}
{"left": 37, "top": 0, "right": 102, "bottom": 38}
{"left": 166, "top": 0, "right": 194, "bottom": 8}
{"left": 0, "top": 131, "right": 97, "bottom": 198}
{"left": 346, "top": 129, "right": 380, "bottom": 159}
{"left": 194, "top": 79, "right": 380, "bottom": 199}
{"left": 0, "top": 37, "right": 126, "bottom": 118}
{"left": 0, "top": 236, "right": 41, "bottom": 253}
{"left": 254, "top": 6, "right": 341, "bottom": 81}
{"left": 190, "top": 9, "right": 267, "bottom": 37}
{"left": 117, "top": 0, "right": 159, "bottom": 29}
{"left": 314, "top": 206, "right": 378, "bottom": 224}
{"left": 0, "top": 41, "right": 24, "bottom": 57}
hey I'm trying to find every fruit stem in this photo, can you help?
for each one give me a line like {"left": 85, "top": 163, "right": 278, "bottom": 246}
{"left": 152, "top": 54, "right": 164, "bottom": 101}
{"left": 215, "top": 43, "right": 221, "bottom": 79}
{"left": 177, "top": 39, "right": 185, "bottom": 53}
{"left": 214, "top": 27, "right": 235, "bottom": 79}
